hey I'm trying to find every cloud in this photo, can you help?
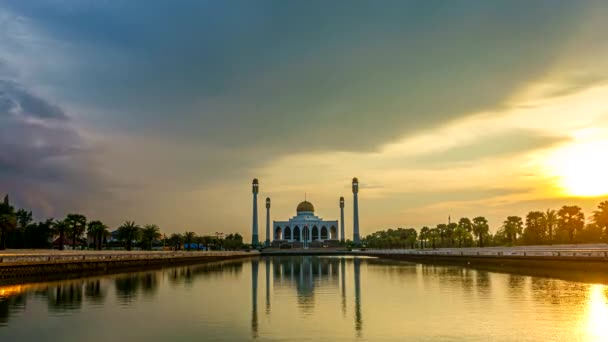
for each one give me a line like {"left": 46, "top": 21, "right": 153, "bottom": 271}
{"left": 0, "top": 73, "right": 108, "bottom": 218}
{"left": 414, "top": 129, "right": 569, "bottom": 167}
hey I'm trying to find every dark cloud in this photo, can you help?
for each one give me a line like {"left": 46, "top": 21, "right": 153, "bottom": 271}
{"left": 0, "top": 76, "right": 107, "bottom": 218}
{"left": 0, "top": 1, "right": 590, "bottom": 156}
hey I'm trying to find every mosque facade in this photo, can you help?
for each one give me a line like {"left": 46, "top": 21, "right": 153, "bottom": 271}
{"left": 272, "top": 200, "right": 339, "bottom": 246}
{"left": 251, "top": 177, "right": 361, "bottom": 248}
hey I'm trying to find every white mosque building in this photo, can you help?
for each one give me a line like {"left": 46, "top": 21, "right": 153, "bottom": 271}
{"left": 251, "top": 177, "right": 361, "bottom": 248}
{"left": 273, "top": 200, "right": 339, "bottom": 246}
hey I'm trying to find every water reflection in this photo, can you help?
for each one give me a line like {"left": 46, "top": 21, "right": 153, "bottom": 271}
{"left": 587, "top": 284, "right": 608, "bottom": 341}
{"left": 3, "top": 257, "right": 608, "bottom": 341}
{"left": 48, "top": 283, "right": 83, "bottom": 312}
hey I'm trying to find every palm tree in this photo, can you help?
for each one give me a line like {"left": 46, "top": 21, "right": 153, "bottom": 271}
{"left": 201, "top": 235, "right": 214, "bottom": 250}
{"left": 592, "top": 201, "right": 608, "bottom": 240}
{"left": 184, "top": 231, "right": 196, "bottom": 251}
{"left": 502, "top": 216, "right": 523, "bottom": 245}
{"left": 65, "top": 213, "right": 87, "bottom": 250}
{"left": 141, "top": 224, "right": 162, "bottom": 250}
{"left": 454, "top": 225, "right": 467, "bottom": 248}
{"left": 419, "top": 226, "right": 430, "bottom": 249}
{"left": 557, "top": 206, "right": 585, "bottom": 243}
{"left": 429, "top": 228, "right": 439, "bottom": 249}
{"left": 117, "top": 221, "right": 141, "bottom": 251}
{"left": 0, "top": 195, "right": 17, "bottom": 250}
{"left": 51, "top": 219, "right": 69, "bottom": 250}
{"left": 168, "top": 233, "right": 183, "bottom": 251}
{"left": 87, "top": 220, "right": 109, "bottom": 250}
{"left": 543, "top": 209, "right": 557, "bottom": 244}
{"left": 472, "top": 217, "right": 489, "bottom": 247}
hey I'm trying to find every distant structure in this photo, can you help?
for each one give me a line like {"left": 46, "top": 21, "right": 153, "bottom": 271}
{"left": 265, "top": 197, "right": 271, "bottom": 247}
{"left": 250, "top": 177, "right": 360, "bottom": 248}
{"left": 252, "top": 178, "right": 259, "bottom": 246}
{"left": 352, "top": 177, "right": 360, "bottom": 245}
{"left": 272, "top": 200, "right": 339, "bottom": 248}
{"left": 339, "top": 197, "right": 345, "bottom": 243}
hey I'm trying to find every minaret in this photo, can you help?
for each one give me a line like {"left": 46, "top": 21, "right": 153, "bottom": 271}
{"left": 340, "top": 196, "right": 345, "bottom": 243}
{"left": 265, "top": 197, "right": 271, "bottom": 247}
{"left": 252, "top": 179, "right": 259, "bottom": 246}
{"left": 352, "top": 177, "right": 360, "bottom": 245}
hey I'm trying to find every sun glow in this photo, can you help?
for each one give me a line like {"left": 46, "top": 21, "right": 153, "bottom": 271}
{"left": 586, "top": 285, "right": 608, "bottom": 342}
{"left": 546, "top": 139, "right": 608, "bottom": 197}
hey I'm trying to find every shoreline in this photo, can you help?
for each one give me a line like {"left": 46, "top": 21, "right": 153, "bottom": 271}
{"left": 0, "top": 251, "right": 256, "bottom": 281}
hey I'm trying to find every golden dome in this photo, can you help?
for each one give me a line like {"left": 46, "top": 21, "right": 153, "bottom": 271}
{"left": 297, "top": 201, "right": 315, "bottom": 213}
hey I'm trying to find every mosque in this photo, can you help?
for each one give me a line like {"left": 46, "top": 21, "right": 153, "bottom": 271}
{"left": 250, "top": 177, "right": 361, "bottom": 248}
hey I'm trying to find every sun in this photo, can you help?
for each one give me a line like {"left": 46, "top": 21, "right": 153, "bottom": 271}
{"left": 546, "top": 140, "right": 608, "bottom": 197}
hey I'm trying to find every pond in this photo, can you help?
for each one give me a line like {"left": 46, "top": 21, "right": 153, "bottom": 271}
{"left": 1, "top": 256, "right": 606, "bottom": 341}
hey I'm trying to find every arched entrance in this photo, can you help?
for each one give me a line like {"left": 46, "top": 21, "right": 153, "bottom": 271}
{"left": 275, "top": 227, "right": 282, "bottom": 240}
{"left": 312, "top": 226, "right": 319, "bottom": 240}
{"left": 330, "top": 226, "right": 337, "bottom": 240}
{"left": 321, "top": 226, "right": 328, "bottom": 240}
{"left": 293, "top": 226, "right": 301, "bottom": 241}
{"left": 284, "top": 227, "right": 292, "bottom": 240}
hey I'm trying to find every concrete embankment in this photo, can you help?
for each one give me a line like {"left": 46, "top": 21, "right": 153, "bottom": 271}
{"left": 0, "top": 251, "right": 256, "bottom": 280}
{"left": 359, "top": 248, "right": 608, "bottom": 272}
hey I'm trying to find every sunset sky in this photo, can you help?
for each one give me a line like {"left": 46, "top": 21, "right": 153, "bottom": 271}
{"left": 1, "top": 1, "right": 607, "bottom": 239}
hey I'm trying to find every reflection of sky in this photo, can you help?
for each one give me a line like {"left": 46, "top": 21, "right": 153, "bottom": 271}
{"left": 3, "top": 258, "right": 608, "bottom": 340}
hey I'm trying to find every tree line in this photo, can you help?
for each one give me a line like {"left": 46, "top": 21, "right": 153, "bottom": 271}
{"left": 0, "top": 194, "right": 245, "bottom": 251}
{"left": 363, "top": 201, "right": 608, "bottom": 249}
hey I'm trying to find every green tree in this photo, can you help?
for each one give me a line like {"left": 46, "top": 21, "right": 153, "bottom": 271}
{"left": 419, "top": 226, "right": 430, "bottom": 249}
{"left": 502, "top": 216, "right": 523, "bottom": 245}
{"left": 458, "top": 217, "right": 473, "bottom": 233}
{"left": 87, "top": 220, "right": 109, "bottom": 250}
{"left": 117, "top": 221, "right": 141, "bottom": 251}
{"left": 557, "top": 206, "right": 585, "bottom": 243}
{"left": 51, "top": 219, "right": 69, "bottom": 250}
{"left": 436, "top": 224, "right": 447, "bottom": 247}
{"left": 524, "top": 211, "right": 546, "bottom": 245}
{"left": 578, "top": 223, "right": 603, "bottom": 243}
{"left": 184, "top": 231, "right": 196, "bottom": 251}
{"left": 446, "top": 222, "right": 457, "bottom": 247}
{"left": 429, "top": 228, "right": 439, "bottom": 249}
{"left": 453, "top": 224, "right": 469, "bottom": 248}
{"left": 592, "top": 201, "right": 608, "bottom": 240}
{"left": 543, "top": 209, "right": 557, "bottom": 244}
{"left": 141, "top": 224, "right": 162, "bottom": 250}
{"left": 65, "top": 214, "right": 87, "bottom": 249}
{"left": 0, "top": 195, "right": 17, "bottom": 250}
{"left": 14, "top": 209, "right": 33, "bottom": 247}
{"left": 201, "top": 235, "right": 214, "bottom": 250}
{"left": 224, "top": 233, "right": 244, "bottom": 250}
{"left": 472, "top": 217, "right": 489, "bottom": 247}
{"left": 168, "top": 233, "right": 183, "bottom": 250}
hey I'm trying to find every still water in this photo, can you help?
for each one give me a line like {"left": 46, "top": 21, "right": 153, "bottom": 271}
{"left": 1, "top": 256, "right": 608, "bottom": 341}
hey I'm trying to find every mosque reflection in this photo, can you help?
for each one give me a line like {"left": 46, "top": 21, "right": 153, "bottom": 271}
{"left": 3, "top": 257, "right": 608, "bottom": 341}
{"left": 250, "top": 256, "right": 363, "bottom": 337}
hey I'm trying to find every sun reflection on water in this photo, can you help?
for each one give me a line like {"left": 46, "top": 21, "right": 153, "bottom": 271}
{"left": 587, "top": 284, "right": 608, "bottom": 342}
